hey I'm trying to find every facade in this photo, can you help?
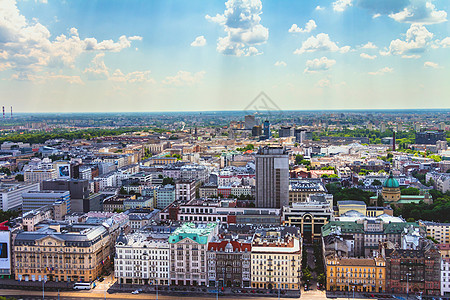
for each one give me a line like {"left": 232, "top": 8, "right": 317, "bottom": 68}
{"left": 42, "top": 179, "right": 89, "bottom": 213}
{"left": 13, "top": 224, "right": 111, "bottom": 282}
{"left": 282, "top": 200, "right": 334, "bottom": 243}
{"left": 325, "top": 257, "right": 386, "bottom": 293}
{"left": 419, "top": 221, "right": 450, "bottom": 244}
{"left": 199, "top": 184, "right": 218, "bottom": 198}
{"left": 0, "top": 182, "right": 40, "bottom": 211}
{"left": 207, "top": 239, "right": 251, "bottom": 288}
{"left": 175, "top": 180, "right": 196, "bottom": 202}
{"left": 24, "top": 169, "right": 58, "bottom": 183}
{"left": 415, "top": 131, "right": 446, "bottom": 145}
{"left": 115, "top": 231, "right": 170, "bottom": 285}
{"left": 168, "top": 222, "right": 219, "bottom": 286}
{"left": 288, "top": 179, "right": 327, "bottom": 205}
{"left": 22, "top": 190, "right": 71, "bottom": 214}
{"left": 279, "top": 126, "right": 294, "bottom": 138}
{"left": 156, "top": 184, "right": 176, "bottom": 209}
{"left": 255, "top": 146, "right": 289, "bottom": 208}
{"left": 442, "top": 258, "right": 450, "bottom": 296}
{"left": 251, "top": 227, "right": 302, "bottom": 290}
{"left": 381, "top": 172, "right": 401, "bottom": 203}
{"left": 123, "top": 197, "right": 153, "bottom": 210}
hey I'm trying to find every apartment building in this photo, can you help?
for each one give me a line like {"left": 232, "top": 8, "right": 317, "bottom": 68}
{"left": 419, "top": 221, "right": 450, "bottom": 244}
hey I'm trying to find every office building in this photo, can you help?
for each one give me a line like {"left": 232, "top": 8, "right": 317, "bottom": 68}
{"left": 255, "top": 146, "right": 289, "bottom": 208}
{"left": 24, "top": 169, "right": 57, "bottom": 183}
{"left": 168, "top": 222, "right": 218, "bottom": 286}
{"left": 415, "top": 131, "right": 445, "bottom": 145}
{"left": 175, "top": 180, "right": 196, "bottom": 202}
{"left": 0, "top": 182, "right": 40, "bottom": 211}
{"left": 244, "top": 115, "right": 257, "bottom": 130}
{"left": 22, "top": 191, "right": 70, "bottom": 214}
{"left": 279, "top": 126, "right": 294, "bottom": 138}
{"left": 13, "top": 224, "right": 111, "bottom": 282}
{"left": 263, "top": 120, "right": 270, "bottom": 140}
{"left": 115, "top": 231, "right": 170, "bottom": 285}
{"left": 42, "top": 179, "right": 89, "bottom": 213}
{"left": 156, "top": 184, "right": 176, "bottom": 210}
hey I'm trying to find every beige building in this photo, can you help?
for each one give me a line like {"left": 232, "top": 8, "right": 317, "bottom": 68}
{"left": 24, "top": 169, "right": 58, "bottom": 183}
{"left": 419, "top": 221, "right": 450, "bottom": 244}
{"left": 13, "top": 224, "right": 111, "bottom": 283}
{"left": 251, "top": 227, "right": 302, "bottom": 290}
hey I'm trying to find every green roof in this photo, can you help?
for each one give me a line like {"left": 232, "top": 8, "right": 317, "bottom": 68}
{"left": 321, "top": 221, "right": 364, "bottom": 237}
{"left": 383, "top": 222, "right": 423, "bottom": 234}
{"left": 383, "top": 172, "right": 399, "bottom": 188}
{"left": 169, "top": 222, "right": 217, "bottom": 245}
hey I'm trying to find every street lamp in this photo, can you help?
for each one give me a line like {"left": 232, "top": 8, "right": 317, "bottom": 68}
{"left": 406, "top": 273, "right": 411, "bottom": 300}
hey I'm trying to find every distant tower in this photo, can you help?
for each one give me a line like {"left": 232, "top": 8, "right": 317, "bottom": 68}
{"left": 392, "top": 131, "right": 396, "bottom": 151}
{"left": 2, "top": 106, "right": 4, "bottom": 119}
{"left": 10, "top": 106, "right": 12, "bottom": 118}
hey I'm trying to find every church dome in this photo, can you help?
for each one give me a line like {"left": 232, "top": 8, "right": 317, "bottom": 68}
{"left": 383, "top": 172, "right": 399, "bottom": 188}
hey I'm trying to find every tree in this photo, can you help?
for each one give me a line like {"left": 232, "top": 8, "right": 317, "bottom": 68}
{"left": 0, "top": 167, "right": 11, "bottom": 176}
{"left": 401, "top": 187, "right": 420, "bottom": 195}
{"left": 162, "top": 177, "right": 175, "bottom": 185}
{"left": 119, "top": 187, "right": 127, "bottom": 195}
{"left": 295, "top": 154, "right": 304, "bottom": 165}
{"left": 15, "top": 174, "right": 24, "bottom": 182}
{"left": 372, "top": 179, "right": 382, "bottom": 186}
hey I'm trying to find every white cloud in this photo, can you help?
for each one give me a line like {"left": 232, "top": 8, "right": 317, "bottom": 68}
{"left": 361, "top": 42, "right": 377, "bottom": 49}
{"left": 333, "top": 0, "right": 353, "bottom": 12}
{"left": 83, "top": 53, "right": 109, "bottom": 80}
{"left": 191, "top": 36, "right": 207, "bottom": 47}
{"left": 424, "top": 61, "right": 441, "bottom": 68}
{"left": 316, "top": 78, "right": 331, "bottom": 88}
{"left": 163, "top": 71, "right": 206, "bottom": 86}
{"left": 315, "top": 6, "right": 325, "bottom": 11}
{"left": 294, "top": 33, "right": 349, "bottom": 54}
{"left": 389, "top": 1, "right": 447, "bottom": 24}
{"left": 401, "top": 54, "right": 420, "bottom": 59}
{"left": 440, "top": 37, "right": 450, "bottom": 48}
{"left": 304, "top": 57, "right": 336, "bottom": 73}
{"left": 11, "top": 73, "right": 84, "bottom": 84}
{"left": 372, "top": 13, "right": 381, "bottom": 18}
{"left": 380, "top": 24, "right": 433, "bottom": 56}
{"left": 206, "top": 0, "right": 268, "bottom": 56}
{"left": 0, "top": 0, "right": 140, "bottom": 76}
{"left": 110, "top": 69, "right": 155, "bottom": 83}
{"left": 360, "top": 53, "right": 377, "bottom": 59}
{"left": 368, "top": 67, "right": 393, "bottom": 75}
{"left": 274, "top": 61, "right": 287, "bottom": 67}
{"left": 289, "top": 20, "right": 317, "bottom": 33}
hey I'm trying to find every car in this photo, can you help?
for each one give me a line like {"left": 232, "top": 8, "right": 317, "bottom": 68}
{"left": 131, "top": 290, "right": 139, "bottom": 294}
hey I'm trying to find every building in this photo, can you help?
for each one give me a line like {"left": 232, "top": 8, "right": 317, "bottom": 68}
{"left": 251, "top": 227, "right": 302, "bottom": 290}
{"left": 263, "top": 120, "right": 270, "bottom": 140}
{"left": 255, "top": 146, "right": 289, "bottom": 208}
{"left": 13, "top": 224, "right": 111, "bottom": 282}
{"left": 288, "top": 179, "right": 327, "bottom": 205}
{"left": 282, "top": 200, "right": 334, "bottom": 243}
{"left": 252, "top": 125, "right": 262, "bottom": 137}
{"left": 383, "top": 238, "right": 441, "bottom": 296}
{"left": 199, "top": 184, "right": 218, "bottom": 198}
{"left": 42, "top": 179, "right": 89, "bottom": 213}
{"left": 279, "top": 126, "right": 294, "bottom": 138}
{"left": 442, "top": 258, "right": 450, "bottom": 296}
{"left": 207, "top": 239, "right": 252, "bottom": 288}
{"left": 415, "top": 131, "right": 445, "bottom": 145}
{"left": 24, "top": 169, "right": 58, "bottom": 183}
{"left": 294, "top": 129, "right": 306, "bottom": 144}
{"left": 0, "top": 182, "right": 40, "bottom": 211}
{"left": 168, "top": 222, "right": 219, "bottom": 286}
{"left": 419, "top": 221, "right": 450, "bottom": 244}
{"left": 115, "top": 231, "right": 170, "bottom": 285}
{"left": 103, "top": 195, "right": 134, "bottom": 213}
{"left": 155, "top": 185, "right": 176, "bottom": 209}
{"left": 381, "top": 172, "right": 401, "bottom": 203}
{"left": 325, "top": 257, "right": 386, "bottom": 293}
{"left": 244, "top": 115, "right": 257, "bottom": 130}
{"left": 22, "top": 191, "right": 70, "bottom": 214}
{"left": 0, "top": 227, "right": 11, "bottom": 276}
{"left": 175, "top": 180, "right": 196, "bottom": 202}
{"left": 123, "top": 197, "right": 153, "bottom": 210}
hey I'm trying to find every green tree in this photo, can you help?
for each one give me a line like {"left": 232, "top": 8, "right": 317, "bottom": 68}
{"left": 15, "top": 174, "right": 24, "bottom": 182}
{"left": 372, "top": 179, "right": 382, "bottom": 186}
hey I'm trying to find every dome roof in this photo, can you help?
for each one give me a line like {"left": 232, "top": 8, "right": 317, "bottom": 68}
{"left": 383, "top": 172, "right": 399, "bottom": 188}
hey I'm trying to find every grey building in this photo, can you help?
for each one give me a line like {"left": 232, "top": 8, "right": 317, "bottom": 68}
{"left": 42, "top": 179, "right": 89, "bottom": 212}
{"left": 255, "top": 146, "right": 289, "bottom": 208}
{"left": 22, "top": 190, "right": 70, "bottom": 213}
{"left": 279, "top": 126, "right": 294, "bottom": 138}
{"left": 244, "top": 115, "right": 257, "bottom": 130}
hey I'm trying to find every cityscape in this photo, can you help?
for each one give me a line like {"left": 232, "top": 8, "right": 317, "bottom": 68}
{"left": 1, "top": 0, "right": 450, "bottom": 300}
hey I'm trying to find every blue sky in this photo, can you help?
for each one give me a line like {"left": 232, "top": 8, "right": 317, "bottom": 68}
{"left": 0, "top": 0, "right": 449, "bottom": 112}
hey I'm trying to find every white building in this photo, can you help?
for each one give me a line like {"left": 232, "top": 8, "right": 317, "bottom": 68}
{"left": 115, "top": 231, "right": 170, "bottom": 285}
{"left": 442, "top": 258, "right": 450, "bottom": 296}
{"left": 0, "top": 182, "right": 40, "bottom": 211}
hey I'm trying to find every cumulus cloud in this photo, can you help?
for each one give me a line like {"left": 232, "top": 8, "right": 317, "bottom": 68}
{"left": 83, "top": 53, "right": 109, "bottom": 80}
{"left": 163, "top": 71, "right": 206, "bottom": 86}
{"left": 294, "top": 33, "right": 350, "bottom": 54}
{"left": 368, "top": 67, "right": 393, "bottom": 75}
{"left": 401, "top": 54, "right": 421, "bottom": 59}
{"left": 440, "top": 37, "right": 450, "bottom": 48}
{"left": 0, "top": 0, "right": 141, "bottom": 77}
{"left": 274, "top": 61, "right": 287, "bottom": 67}
{"left": 191, "top": 36, "right": 207, "bottom": 47}
{"left": 289, "top": 20, "right": 317, "bottom": 33}
{"left": 424, "top": 61, "right": 441, "bottom": 68}
{"left": 333, "top": 0, "right": 353, "bottom": 12}
{"left": 11, "top": 73, "right": 84, "bottom": 84}
{"left": 315, "top": 6, "right": 325, "bottom": 11}
{"left": 206, "top": 0, "right": 268, "bottom": 56}
{"left": 389, "top": 1, "right": 447, "bottom": 24}
{"left": 360, "top": 53, "right": 377, "bottom": 59}
{"left": 304, "top": 57, "right": 336, "bottom": 73}
{"left": 380, "top": 24, "right": 433, "bottom": 57}
{"left": 361, "top": 42, "right": 377, "bottom": 49}
{"left": 316, "top": 78, "right": 331, "bottom": 88}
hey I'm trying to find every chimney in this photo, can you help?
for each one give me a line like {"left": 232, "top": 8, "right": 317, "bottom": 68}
{"left": 392, "top": 131, "right": 396, "bottom": 151}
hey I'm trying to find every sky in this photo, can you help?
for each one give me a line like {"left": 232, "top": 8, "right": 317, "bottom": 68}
{"left": 0, "top": 0, "right": 450, "bottom": 113}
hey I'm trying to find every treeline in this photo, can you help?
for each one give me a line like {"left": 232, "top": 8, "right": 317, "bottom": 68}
{"left": 0, "top": 127, "right": 147, "bottom": 144}
{"left": 316, "top": 128, "right": 416, "bottom": 144}
{"left": 326, "top": 183, "right": 375, "bottom": 205}
{"left": 393, "top": 194, "right": 450, "bottom": 222}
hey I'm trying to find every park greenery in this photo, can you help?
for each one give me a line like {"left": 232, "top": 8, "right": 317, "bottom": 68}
{"left": 0, "top": 210, "right": 19, "bottom": 223}
{"left": 392, "top": 194, "right": 450, "bottom": 222}
{"left": 325, "top": 183, "right": 375, "bottom": 205}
